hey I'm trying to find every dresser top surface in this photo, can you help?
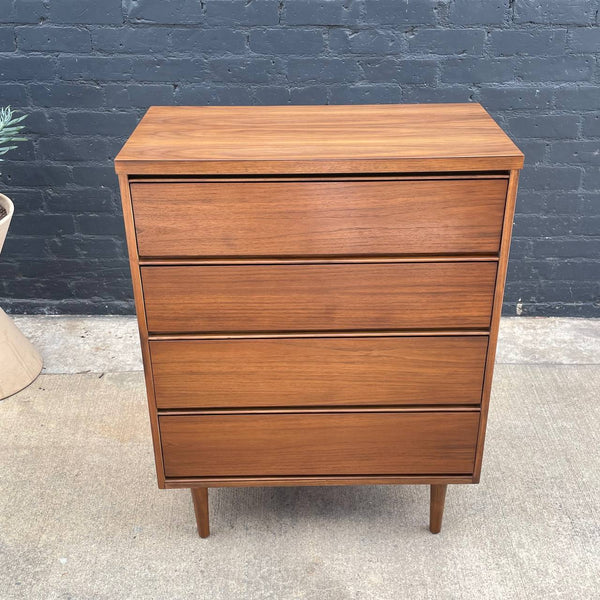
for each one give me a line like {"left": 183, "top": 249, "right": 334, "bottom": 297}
{"left": 115, "top": 103, "right": 523, "bottom": 175}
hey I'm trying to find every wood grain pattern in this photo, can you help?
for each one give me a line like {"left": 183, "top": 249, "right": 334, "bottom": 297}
{"left": 114, "top": 104, "right": 522, "bottom": 534}
{"left": 150, "top": 336, "right": 488, "bottom": 408}
{"left": 115, "top": 104, "right": 523, "bottom": 175}
{"left": 141, "top": 262, "right": 497, "bottom": 333}
{"left": 191, "top": 488, "right": 210, "bottom": 538}
{"left": 117, "top": 174, "right": 166, "bottom": 488}
{"left": 159, "top": 412, "right": 480, "bottom": 477}
{"left": 473, "top": 169, "right": 520, "bottom": 482}
{"left": 164, "top": 475, "right": 475, "bottom": 488}
{"left": 131, "top": 178, "right": 508, "bottom": 257}
{"left": 430, "top": 484, "right": 447, "bottom": 534}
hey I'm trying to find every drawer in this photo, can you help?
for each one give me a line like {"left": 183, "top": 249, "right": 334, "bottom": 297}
{"left": 150, "top": 336, "right": 488, "bottom": 408}
{"left": 130, "top": 179, "right": 508, "bottom": 257}
{"left": 159, "top": 411, "right": 479, "bottom": 477}
{"left": 141, "top": 262, "right": 497, "bottom": 333}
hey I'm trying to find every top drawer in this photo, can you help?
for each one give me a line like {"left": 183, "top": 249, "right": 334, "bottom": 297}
{"left": 130, "top": 178, "right": 507, "bottom": 258}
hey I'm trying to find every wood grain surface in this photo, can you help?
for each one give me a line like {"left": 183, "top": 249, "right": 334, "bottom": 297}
{"left": 159, "top": 411, "right": 480, "bottom": 477}
{"left": 141, "top": 262, "right": 497, "bottom": 333}
{"left": 131, "top": 178, "right": 508, "bottom": 257}
{"left": 150, "top": 336, "right": 488, "bottom": 408}
{"left": 474, "top": 169, "right": 521, "bottom": 482}
{"left": 115, "top": 104, "right": 523, "bottom": 174}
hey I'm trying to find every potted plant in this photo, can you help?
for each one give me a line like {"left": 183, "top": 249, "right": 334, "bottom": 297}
{"left": 0, "top": 106, "right": 42, "bottom": 399}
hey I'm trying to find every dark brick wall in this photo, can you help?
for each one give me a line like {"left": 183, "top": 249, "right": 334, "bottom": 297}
{"left": 0, "top": 0, "right": 599, "bottom": 316}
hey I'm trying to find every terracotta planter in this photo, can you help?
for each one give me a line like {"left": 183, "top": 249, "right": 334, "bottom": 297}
{"left": 0, "top": 193, "right": 42, "bottom": 400}
{"left": 0, "top": 192, "right": 14, "bottom": 253}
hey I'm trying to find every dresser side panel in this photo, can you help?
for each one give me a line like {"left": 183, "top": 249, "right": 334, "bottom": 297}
{"left": 473, "top": 169, "right": 520, "bottom": 482}
{"left": 118, "top": 173, "right": 166, "bottom": 488}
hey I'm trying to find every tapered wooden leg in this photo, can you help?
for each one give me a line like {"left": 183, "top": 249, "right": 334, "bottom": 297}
{"left": 191, "top": 487, "right": 210, "bottom": 538}
{"left": 429, "top": 484, "right": 447, "bottom": 534}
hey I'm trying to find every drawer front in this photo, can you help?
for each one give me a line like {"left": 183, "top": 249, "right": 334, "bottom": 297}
{"left": 141, "top": 262, "right": 497, "bottom": 333}
{"left": 159, "top": 412, "right": 479, "bottom": 477}
{"left": 150, "top": 336, "right": 488, "bottom": 408}
{"left": 131, "top": 179, "right": 507, "bottom": 257}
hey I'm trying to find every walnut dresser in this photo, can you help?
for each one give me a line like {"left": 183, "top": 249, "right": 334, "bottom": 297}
{"left": 115, "top": 104, "right": 523, "bottom": 537}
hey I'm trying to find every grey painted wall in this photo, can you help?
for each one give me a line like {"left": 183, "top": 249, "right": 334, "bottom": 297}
{"left": 0, "top": 0, "right": 598, "bottom": 316}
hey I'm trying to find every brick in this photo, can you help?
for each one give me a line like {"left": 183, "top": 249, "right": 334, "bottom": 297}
{"left": 360, "top": 58, "right": 436, "bottom": 84}
{"left": 205, "top": 1, "right": 279, "bottom": 26}
{"left": 170, "top": 28, "right": 246, "bottom": 54}
{"left": 408, "top": 29, "right": 485, "bottom": 55}
{"left": 537, "top": 281, "right": 600, "bottom": 303}
{"left": 1, "top": 189, "right": 44, "bottom": 214}
{"left": 38, "top": 137, "right": 110, "bottom": 162}
{"left": 507, "top": 238, "right": 532, "bottom": 260}
{"left": 402, "top": 86, "right": 475, "bottom": 103}
{"left": 76, "top": 215, "right": 126, "bottom": 236}
{"left": 442, "top": 58, "right": 513, "bottom": 83}
{"left": 71, "top": 166, "right": 118, "bottom": 187}
{"left": 287, "top": 58, "right": 361, "bottom": 83}
{"left": 1, "top": 236, "right": 48, "bottom": 259}
{"left": 124, "top": 0, "right": 202, "bottom": 23}
{"left": 517, "top": 57, "right": 593, "bottom": 82}
{"left": 30, "top": 83, "right": 105, "bottom": 107}
{"left": 0, "top": 27, "right": 15, "bottom": 51}
{"left": 7, "top": 139, "right": 34, "bottom": 161}
{"left": 91, "top": 27, "right": 170, "bottom": 54}
{"left": 532, "top": 240, "right": 600, "bottom": 260}
{"left": 4, "top": 0, "right": 47, "bottom": 24}
{"left": 508, "top": 115, "right": 579, "bottom": 139}
{"left": 364, "top": 0, "right": 436, "bottom": 25}
{"left": 583, "top": 167, "right": 600, "bottom": 189}
{"left": 479, "top": 86, "right": 553, "bottom": 110}
{"left": 58, "top": 56, "right": 134, "bottom": 81}
{"left": 10, "top": 214, "right": 75, "bottom": 236}
{"left": 16, "top": 25, "right": 91, "bottom": 52}
{"left": 68, "top": 238, "right": 122, "bottom": 258}
{"left": 548, "top": 141, "right": 600, "bottom": 165}
{"left": 554, "top": 86, "right": 600, "bottom": 110}
{"left": 0, "top": 55, "right": 54, "bottom": 80}
{"left": 489, "top": 30, "right": 566, "bottom": 56}
{"left": 284, "top": 1, "right": 361, "bottom": 25}
{"left": 131, "top": 57, "right": 206, "bottom": 81}
{"left": 2, "top": 164, "right": 71, "bottom": 187}
{"left": 250, "top": 29, "right": 325, "bottom": 55}
{"left": 66, "top": 111, "right": 139, "bottom": 136}
{"left": 14, "top": 110, "right": 64, "bottom": 135}
{"left": 250, "top": 86, "right": 294, "bottom": 105}
{"left": 209, "top": 57, "right": 282, "bottom": 83}
{"left": 174, "top": 84, "right": 254, "bottom": 105}
{"left": 289, "top": 86, "right": 329, "bottom": 104}
{"left": 569, "top": 29, "right": 600, "bottom": 53}
{"left": 515, "top": 0, "right": 595, "bottom": 25}
{"left": 448, "top": 0, "right": 505, "bottom": 25}
{"left": 535, "top": 260, "right": 599, "bottom": 282}
{"left": 519, "top": 166, "right": 581, "bottom": 191}
{"left": 515, "top": 140, "right": 546, "bottom": 165}
{"left": 582, "top": 115, "right": 600, "bottom": 137}
{"left": 104, "top": 84, "right": 174, "bottom": 108}
{"left": 49, "top": 0, "right": 123, "bottom": 24}
{"left": 45, "top": 187, "right": 115, "bottom": 214}
{"left": 329, "top": 84, "right": 401, "bottom": 103}
{"left": 328, "top": 29, "right": 404, "bottom": 55}
{"left": 538, "top": 192, "right": 597, "bottom": 215}
{"left": 0, "top": 84, "right": 27, "bottom": 106}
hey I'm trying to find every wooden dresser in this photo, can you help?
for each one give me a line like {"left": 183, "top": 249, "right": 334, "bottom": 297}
{"left": 115, "top": 104, "right": 523, "bottom": 537}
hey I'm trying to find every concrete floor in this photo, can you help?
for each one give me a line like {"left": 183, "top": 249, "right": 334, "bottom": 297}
{"left": 1, "top": 317, "right": 599, "bottom": 599}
